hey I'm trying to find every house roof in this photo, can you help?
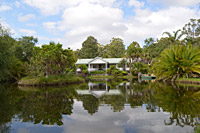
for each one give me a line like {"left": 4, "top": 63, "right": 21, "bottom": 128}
{"left": 75, "top": 57, "right": 126, "bottom": 65}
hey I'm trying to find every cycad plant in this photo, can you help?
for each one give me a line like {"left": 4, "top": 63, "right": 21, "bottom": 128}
{"left": 153, "top": 44, "right": 200, "bottom": 81}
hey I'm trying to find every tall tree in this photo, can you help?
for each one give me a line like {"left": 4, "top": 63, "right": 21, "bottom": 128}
{"left": 17, "top": 36, "right": 38, "bottom": 62}
{"left": 126, "top": 41, "right": 142, "bottom": 75}
{"left": 126, "top": 41, "right": 141, "bottom": 62}
{"left": 0, "top": 24, "right": 14, "bottom": 81}
{"left": 183, "top": 18, "right": 200, "bottom": 46}
{"left": 103, "top": 38, "right": 125, "bottom": 58}
{"left": 78, "top": 36, "right": 98, "bottom": 58}
{"left": 162, "top": 29, "right": 185, "bottom": 45}
{"left": 143, "top": 37, "right": 168, "bottom": 62}
{"left": 29, "top": 42, "right": 76, "bottom": 77}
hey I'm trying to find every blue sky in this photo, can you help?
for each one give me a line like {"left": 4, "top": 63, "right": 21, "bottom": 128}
{"left": 0, "top": 0, "right": 200, "bottom": 49}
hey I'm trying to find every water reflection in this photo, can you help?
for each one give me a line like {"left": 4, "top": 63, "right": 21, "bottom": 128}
{"left": 0, "top": 80, "right": 200, "bottom": 132}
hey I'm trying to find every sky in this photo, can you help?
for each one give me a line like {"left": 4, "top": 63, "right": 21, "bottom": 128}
{"left": 0, "top": 0, "right": 200, "bottom": 49}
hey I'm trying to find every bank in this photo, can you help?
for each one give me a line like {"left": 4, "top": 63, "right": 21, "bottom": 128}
{"left": 18, "top": 74, "right": 85, "bottom": 86}
{"left": 176, "top": 78, "right": 200, "bottom": 85}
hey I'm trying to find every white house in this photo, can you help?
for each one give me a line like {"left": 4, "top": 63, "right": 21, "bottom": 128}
{"left": 76, "top": 82, "right": 122, "bottom": 98}
{"left": 75, "top": 57, "right": 130, "bottom": 72}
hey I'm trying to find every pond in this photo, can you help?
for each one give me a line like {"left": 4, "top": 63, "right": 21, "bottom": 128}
{"left": 0, "top": 79, "right": 200, "bottom": 133}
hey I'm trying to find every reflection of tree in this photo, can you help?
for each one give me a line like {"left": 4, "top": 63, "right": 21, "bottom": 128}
{"left": 154, "top": 83, "right": 200, "bottom": 128}
{"left": 103, "top": 95, "right": 126, "bottom": 112}
{"left": 107, "top": 79, "right": 124, "bottom": 89}
{"left": 0, "top": 124, "right": 11, "bottom": 133}
{"left": 128, "top": 80, "right": 157, "bottom": 111}
{"left": 77, "top": 95, "right": 99, "bottom": 115}
{"left": 19, "top": 87, "right": 77, "bottom": 126}
{"left": 0, "top": 84, "right": 24, "bottom": 133}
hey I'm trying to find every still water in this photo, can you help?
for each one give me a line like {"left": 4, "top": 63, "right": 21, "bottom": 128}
{"left": 0, "top": 79, "right": 200, "bottom": 133}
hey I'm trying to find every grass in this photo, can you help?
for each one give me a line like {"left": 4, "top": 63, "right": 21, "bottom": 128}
{"left": 18, "top": 74, "right": 85, "bottom": 86}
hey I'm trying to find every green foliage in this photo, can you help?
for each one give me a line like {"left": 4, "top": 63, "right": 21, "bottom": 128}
{"left": 118, "top": 58, "right": 127, "bottom": 71}
{"left": 103, "top": 38, "right": 125, "bottom": 58}
{"left": 127, "top": 41, "right": 141, "bottom": 59}
{"left": 18, "top": 74, "right": 84, "bottom": 86}
{"left": 162, "top": 29, "right": 185, "bottom": 44}
{"left": 78, "top": 64, "right": 88, "bottom": 71}
{"left": 0, "top": 24, "right": 21, "bottom": 81}
{"left": 106, "top": 65, "right": 125, "bottom": 76}
{"left": 29, "top": 42, "right": 76, "bottom": 77}
{"left": 131, "top": 62, "right": 148, "bottom": 75}
{"left": 143, "top": 37, "right": 170, "bottom": 66}
{"left": 153, "top": 44, "right": 200, "bottom": 81}
{"left": 90, "top": 70, "right": 105, "bottom": 74}
{"left": 82, "top": 69, "right": 88, "bottom": 74}
{"left": 195, "top": 125, "right": 200, "bottom": 133}
{"left": 77, "top": 64, "right": 88, "bottom": 74}
{"left": 126, "top": 41, "right": 142, "bottom": 75}
{"left": 154, "top": 83, "right": 200, "bottom": 127}
{"left": 183, "top": 19, "right": 200, "bottom": 46}
{"left": 17, "top": 36, "right": 38, "bottom": 62}
{"left": 183, "top": 19, "right": 200, "bottom": 39}
{"left": 77, "top": 36, "right": 98, "bottom": 58}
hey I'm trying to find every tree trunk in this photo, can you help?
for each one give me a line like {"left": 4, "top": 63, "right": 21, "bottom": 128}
{"left": 46, "top": 65, "right": 48, "bottom": 78}
{"left": 129, "top": 58, "right": 132, "bottom": 76}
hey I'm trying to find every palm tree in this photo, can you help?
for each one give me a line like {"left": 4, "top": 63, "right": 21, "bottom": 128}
{"left": 126, "top": 41, "right": 142, "bottom": 75}
{"left": 162, "top": 29, "right": 186, "bottom": 45}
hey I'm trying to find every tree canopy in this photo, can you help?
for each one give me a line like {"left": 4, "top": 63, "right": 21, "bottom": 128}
{"left": 103, "top": 38, "right": 125, "bottom": 58}
{"left": 77, "top": 36, "right": 98, "bottom": 58}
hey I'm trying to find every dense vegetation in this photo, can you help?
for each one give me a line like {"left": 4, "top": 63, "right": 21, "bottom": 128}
{"left": 1, "top": 18, "right": 200, "bottom": 83}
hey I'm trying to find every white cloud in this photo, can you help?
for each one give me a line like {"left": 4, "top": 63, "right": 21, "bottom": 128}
{"left": 55, "top": 2, "right": 124, "bottom": 49}
{"left": 19, "top": 29, "right": 36, "bottom": 36}
{"left": 0, "top": 19, "right": 17, "bottom": 35}
{"left": 0, "top": 4, "right": 11, "bottom": 12}
{"left": 15, "top": 1, "right": 21, "bottom": 8}
{"left": 18, "top": 14, "right": 36, "bottom": 22}
{"left": 20, "top": 0, "right": 200, "bottom": 49}
{"left": 147, "top": 0, "right": 200, "bottom": 7}
{"left": 128, "top": 0, "right": 144, "bottom": 8}
{"left": 42, "top": 22, "right": 58, "bottom": 32}
{"left": 22, "top": 0, "right": 117, "bottom": 16}
{"left": 26, "top": 23, "right": 37, "bottom": 27}
{"left": 62, "top": 101, "right": 194, "bottom": 133}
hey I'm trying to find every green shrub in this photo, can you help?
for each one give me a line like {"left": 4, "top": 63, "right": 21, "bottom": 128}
{"left": 122, "top": 71, "right": 128, "bottom": 75}
{"left": 78, "top": 64, "right": 88, "bottom": 70}
{"left": 106, "top": 65, "right": 126, "bottom": 76}
{"left": 90, "top": 70, "right": 105, "bottom": 74}
{"left": 82, "top": 69, "right": 88, "bottom": 74}
{"left": 106, "top": 66, "right": 116, "bottom": 74}
{"left": 131, "top": 62, "right": 148, "bottom": 76}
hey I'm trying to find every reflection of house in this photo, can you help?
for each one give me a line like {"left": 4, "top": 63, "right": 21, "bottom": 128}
{"left": 76, "top": 82, "right": 121, "bottom": 98}
{"left": 75, "top": 57, "right": 129, "bottom": 72}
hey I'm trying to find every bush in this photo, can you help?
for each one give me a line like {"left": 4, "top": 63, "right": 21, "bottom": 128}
{"left": 82, "top": 69, "right": 88, "bottom": 74}
{"left": 106, "top": 65, "right": 126, "bottom": 76}
{"left": 90, "top": 70, "right": 105, "bottom": 74}
{"left": 78, "top": 64, "right": 88, "bottom": 70}
{"left": 131, "top": 62, "right": 148, "bottom": 76}
{"left": 122, "top": 71, "right": 128, "bottom": 75}
{"left": 106, "top": 66, "right": 116, "bottom": 74}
